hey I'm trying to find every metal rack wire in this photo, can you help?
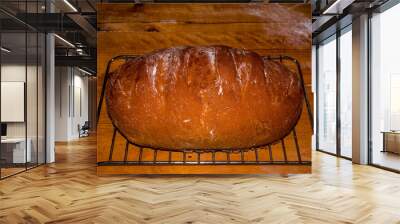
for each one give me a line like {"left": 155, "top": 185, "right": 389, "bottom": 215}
{"left": 97, "top": 54, "right": 313, "bottom": 167}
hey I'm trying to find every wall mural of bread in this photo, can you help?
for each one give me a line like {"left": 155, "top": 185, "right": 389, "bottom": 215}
{"left": 97, "top": 3, "right": 312, "bottom": 174}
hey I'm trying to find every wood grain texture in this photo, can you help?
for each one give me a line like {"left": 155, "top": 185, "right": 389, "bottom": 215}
{"left": 97, "top": 3, "right": 312, "bottom": 174}
{"left": 1, "top": 137, "right": 400, "bottom": 223}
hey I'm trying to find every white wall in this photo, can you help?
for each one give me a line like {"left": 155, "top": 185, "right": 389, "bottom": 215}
{"left": 1, "top": 65, "right": 26, "bottom": 139}
{"left": 72, "top": 73, "right": 89, "bottom": 138}
{"left": 55, "top": 66, "right": 70, "bottom": 141}
{"left": 54, "top": 67, "right": 89, "bottom": 141}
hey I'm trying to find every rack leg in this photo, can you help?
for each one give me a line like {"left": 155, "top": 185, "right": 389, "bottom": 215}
{"left": 138, "top": 147, "right": 143, "bottom": 163}
{"left": 254, "top": 149, "right": 259, "bottom": 163}
{"left": 212, "top": 151, "right": 216, "bottom": 164}
{"left": 293, "top": 58, "right": 313, "bottom": 129}
{"left": 153, "top": 150, "right": 158, "bottom": 164}
{"left": 268, "top": 145, "right": 273, "bottom": 162}
{"left": 281, "top": 139, "right": 288, "bottom": 162}
{"left": 97, "top": 61, "right": 113, "bottom": 125}
{"left": 292, "top": 128, "right": 302, "bottom": 163}
{"left": 197, "top": 152, "right": 201, "bottom": 164}
{"left": 124, "top": 141, "right": 129, "bottom": 163}
{"left": 108, "top": 128, "right": 117, "bottom": 161}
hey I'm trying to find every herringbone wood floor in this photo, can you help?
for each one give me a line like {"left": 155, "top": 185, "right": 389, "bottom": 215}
{"left": 1, "top": 136, "right": 400, "bottom": 224}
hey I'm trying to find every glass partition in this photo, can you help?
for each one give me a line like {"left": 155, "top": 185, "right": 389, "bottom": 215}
{"left": 0, "top": 1, "right": 46, "bottom": 179}
{"left": 27, "top": 31, "right": 38, "bottom": 169}
{"left": 1, "top": 30, "right": 28, "bottom": 177}
{"left": 38, "top": 32, "right": 46, "bottom": 165}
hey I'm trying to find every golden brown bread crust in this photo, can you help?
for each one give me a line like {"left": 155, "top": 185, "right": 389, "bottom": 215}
{"left": 106, "top": 46, "right": 303, "bottom": 150}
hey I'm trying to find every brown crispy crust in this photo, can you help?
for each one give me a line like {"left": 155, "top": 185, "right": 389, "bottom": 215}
{"left": 106, "top": 46, "right": 303, "bottom": 150}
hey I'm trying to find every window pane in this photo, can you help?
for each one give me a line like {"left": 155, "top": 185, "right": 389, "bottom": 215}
{"left": 371, "top": 3, "right": 400, "bottom": 171}
{"left": 340, "top": 28, "right": 352, "bottom": 158}
{"left": 318, "top": 36, "right": 337, "bottom": 154}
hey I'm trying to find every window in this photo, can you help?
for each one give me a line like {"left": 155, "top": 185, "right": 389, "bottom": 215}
{"left": 370, "top": 3, "right": 400, "bottom": 171}
{"left": 316, "top": 25, "right": 353, "bottom": 159}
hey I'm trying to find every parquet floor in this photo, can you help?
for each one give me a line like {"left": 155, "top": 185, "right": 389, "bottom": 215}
{"left": 1, "top": 136, "right": 400, "bottom": 224}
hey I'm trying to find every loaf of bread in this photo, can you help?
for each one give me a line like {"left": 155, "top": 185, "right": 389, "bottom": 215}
{"left": 106, "top": 46, "right": 303, "bottom": 150}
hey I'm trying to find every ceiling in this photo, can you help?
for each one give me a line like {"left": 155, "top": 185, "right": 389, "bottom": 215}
{"left": 1, "top": 0, "right": 390, "bottom": 73}
{"left": 312, "top": 0, "right": 390, "bottom": 44}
